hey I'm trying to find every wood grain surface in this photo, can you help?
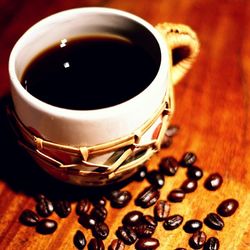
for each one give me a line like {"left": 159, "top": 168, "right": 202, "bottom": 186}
{"left": 0, "top": 0, "right": 250, "bottom": 249}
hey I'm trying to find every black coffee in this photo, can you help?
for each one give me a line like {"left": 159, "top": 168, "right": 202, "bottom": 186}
{"left": 21, "top": 35, "right": 159, "bottom": 110}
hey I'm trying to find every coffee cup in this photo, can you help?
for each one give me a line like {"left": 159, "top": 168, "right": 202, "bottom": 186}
{"left": 8, "top": 7, "right": 199, "bottom": 186}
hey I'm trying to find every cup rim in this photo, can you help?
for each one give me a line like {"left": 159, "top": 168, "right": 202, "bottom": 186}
{"left": 9, "top": 7, "right": 169, "bottom": 121}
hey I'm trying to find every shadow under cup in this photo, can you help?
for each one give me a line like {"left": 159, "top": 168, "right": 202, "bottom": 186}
{"left": 9, "top": 8, "right": 171, "bottom": 186}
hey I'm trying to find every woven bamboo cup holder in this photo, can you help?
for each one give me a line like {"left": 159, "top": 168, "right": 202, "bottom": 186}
{"left": 8, "top": 22, "right": 199, "bottom": 186}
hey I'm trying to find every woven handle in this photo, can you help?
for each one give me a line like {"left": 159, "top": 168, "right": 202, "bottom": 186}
{"left": 155, "top": 22, "right": 200, "bottom": 85}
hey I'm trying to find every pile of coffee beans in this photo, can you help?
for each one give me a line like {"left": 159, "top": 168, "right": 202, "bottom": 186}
{"left": 19, "top": 125, "right": 239, "bottom": 249}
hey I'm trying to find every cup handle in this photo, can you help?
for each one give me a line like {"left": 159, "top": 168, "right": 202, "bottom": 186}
{"left": 155, "top": 22, "right": 200, "bottom": 85}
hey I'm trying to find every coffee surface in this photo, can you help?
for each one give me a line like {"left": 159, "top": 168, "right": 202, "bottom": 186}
{"left": 21, "top": 35, "right": 158, "bottom": 110}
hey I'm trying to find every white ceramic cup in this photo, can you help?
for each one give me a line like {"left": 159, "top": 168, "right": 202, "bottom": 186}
{"left": 9, "top": 7, "right": 199, "bottom": 185}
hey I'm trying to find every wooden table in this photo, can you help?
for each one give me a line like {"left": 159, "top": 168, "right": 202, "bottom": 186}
{"left": 0, "top": 0, "right": 250, "bottom": 249}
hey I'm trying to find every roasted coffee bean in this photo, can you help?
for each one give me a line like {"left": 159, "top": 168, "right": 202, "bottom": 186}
{"left": 92, "top": 222, "right": 109, "bottom": 240}
{"left": 90, "top": 206, "right": 107, "bottom": 222}
{"left": 108, "top": 239, "right": 125, "bottom": 250}
{"left": 35, "top": 193, "right": 46, "bottom": 202}
{"left": 36, "top": 219, "right": 57, "bottom": 234}
{"left": 73, "top": 230, "right": 86, "bottom": 249}
{"left": 159, "top": 156, "right": 178, "bottom": 176}
{"left": 187, "top": 166, "right": 203, "bottom": 180}
{"left": 91, "top": 196, "right": 107, "bottom": 207}
{"left": 165, "top": 124, "right": 179, "bottom": 137}
{"left": 163, "top": 214, "right": 183, "bottom": 230}
{"left": 135, "top": 237, "right": 160, "bottom": 249}
{"left": 76, "top": 198, "right": 91, "bottom": 215}
{"left": 180, "top": 179, "right": 198, "bottom": 193}
{"left": 135, "top": 186, "right": 160, "bottom": 208}
{"left": 142, "top": 215, "right": 158, "bottom": 228}
{"left": 204, "top": 237, "right": 220, "bottom": 250}
{"left": 88, "top": 238, "right": 105, "bottom": 250}
{"left": 217, "top": 198, "right": 239, "bottom": 217}
{"left": 116, "top": 226, "right": 137, "bottom": 245}
{"left": 161, "top": 135, "right": 173, "bottom": 148}
{"left": 147, "top": 170, "right": 165, "bottom": 189}
{"left": 36, "top": 196, "right": 54, "bottom": 217}
{"left": 108, "top": 190, "right": 132, "bottom": 208}
{"left": 134, "top": 166, "right": 148, "bottom": 181}
{"left": 183, "top": 219, "right": 202, "bottom": 233}
{"left": 154, "top": 200, "right": 170, "bottom": 221}
{"left": 107, "top": 190, "right": 120, "bottom": 200}
{"left": 135, "top": 214, "right": 158, "bottom": 238}
{"left": 167, "top": 189, "right": 185, "bottom": 202}
{"left": 54, "top": 200, "right": 71, "bottom": 218}
{"left": 204, "top": 173, "right": 223, "bottom": 191}
{"left": 78, "top": 214, "right": 96, "bottom": 229}
{"left": 204, "top": 213, "right": 224, "bottom": 230}
{"left": 19, "top": 209, "right": 39, "bottom": 226}
{"left": 179, "top": 152, "right": 197, "bottom": 167}
{"left": 136, "top": 223, "right": 156, "bottom": 238}
{"left": 122, "top": 210, "right": 143, "bottom": 226}
{"left": 189, "top": 231, "right": 206, "bottom": 249}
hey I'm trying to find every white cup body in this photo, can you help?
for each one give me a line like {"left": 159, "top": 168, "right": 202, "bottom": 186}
{"left": 9, "top": 8, "right": 171, "bottom": 183}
